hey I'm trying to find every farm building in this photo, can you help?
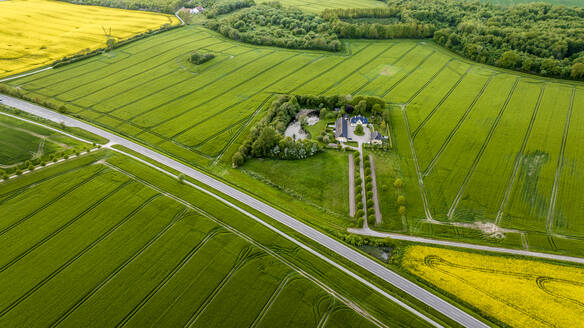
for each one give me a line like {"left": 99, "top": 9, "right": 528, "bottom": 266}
{"left": 334, "top": 117, "right": 348, "bottom": 142}
{"left": 350, "top": 115, "right": 368, "bottom": 126}
{"left": 184, "top": 5, "right": 204, "bottom": 14}
{"left": 371, "top": 131, "right": 382, "bottom": 145}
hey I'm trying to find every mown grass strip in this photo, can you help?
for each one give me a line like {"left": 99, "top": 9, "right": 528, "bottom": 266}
{"left": 382, "top": 51, "right": 436, "bottom": 98}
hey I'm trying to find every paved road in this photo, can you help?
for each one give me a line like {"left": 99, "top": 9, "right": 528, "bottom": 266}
{"left": 0, "top": 94, "right": 491, "bottom": 328}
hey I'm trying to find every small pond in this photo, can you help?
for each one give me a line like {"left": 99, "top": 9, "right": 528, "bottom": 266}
{"left": 358, "top": 245, "right": 393, "bottom": 263}
{"left": 284, "top": 110, "right": 319, "bottom": 141}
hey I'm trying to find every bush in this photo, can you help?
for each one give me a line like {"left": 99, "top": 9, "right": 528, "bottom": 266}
{"left": 365, "top": 167, "right": 371, "bottom": 175}
{"left": 366, "top": 191, "right": 373, "bottom": 199}
{"left": 355, "top": 186, "right": 362, "bottom": 194}
{"left": 398, "top": 206, "right": 407, "bottom": 216}
{"left": 397, "top": 195, "right": 406, "bottom": 205}
{"left": 394, "top": 178, "right": 403, "bottom": 188}
{"left": 365, "top": 176, "right": 372, "bottom": 183}
{"left": 356, "top": 209, "right": 364, "bottom": 218}
{"left": 2, "top": 172, "right": 8, "bottom": 180}
{"left": 366, "top": 182, "right": 373, "bottom": 191}
{"left": 357, "top": 202, "right": 363, "bottom": 209}
{"left": 357, "top": 217, "right": 364, "bottom": 228}
{"left": 366, "top": 199, "right": 374, "bottom": 208}
{"left": 189, "top": 52, "right": 215, "bottom": 65}
{"left": 28, "top": 164, "right": 34, "bottom": 171}
{"left": 15, "top": 168, "right": 22, "bottom": 176}
{"left": 178, "top": 173, "right": 185, "bottom": 184}
{"left": 355, "top": 177, "right": 362, "bottom": 186}
{"left": 354, "top": 124, "right": 364, "bottom": 136}
{"left": 368, "top": 215, "right": 376, "bottom": 225}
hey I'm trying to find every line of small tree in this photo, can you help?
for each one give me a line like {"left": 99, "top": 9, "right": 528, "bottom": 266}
{"left": 0, "top": 145, "right": 96, "bottom": 180}
{"left": 62, "top": 0, "right": 183, "bottom": 13}
{"left": 203, "top": 0, "right": 255, "bottom": 18}
{"left": 335, "top": 231, "right": 395, "bottom": 248}
{"left": 394, "top": 177, "right": 406, "bottom": 216}
{"left": 363, "top": 155, "right": 376, "bottom": 226}
{"left": 321, "top": 8, "right": 402, "bottom": 20}
{"left": 354, "top": 151, "right": 364, "bottom": 227}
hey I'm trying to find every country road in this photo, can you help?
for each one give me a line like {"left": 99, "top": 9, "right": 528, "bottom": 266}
{"left": 0, "top": 94, "right": 491, "bottom": 328}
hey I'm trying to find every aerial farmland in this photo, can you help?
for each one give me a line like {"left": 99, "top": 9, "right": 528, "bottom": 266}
{"left": 1, "top": 0, "right": 583, "bottom": 327}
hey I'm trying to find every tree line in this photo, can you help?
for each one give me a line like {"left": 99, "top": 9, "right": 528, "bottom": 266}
{"left": 206, "top": 4, "right": 342, "bottom": 52}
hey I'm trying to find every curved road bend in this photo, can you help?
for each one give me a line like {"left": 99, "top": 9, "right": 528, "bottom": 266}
{"left": 0, "top": 94, "right": 490, "bottom": 328}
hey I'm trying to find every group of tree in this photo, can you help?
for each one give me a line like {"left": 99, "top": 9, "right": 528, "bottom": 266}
{"left": 64, "top": 0, "right": 183, "bottom": 13}
{"left": 203, "top": 0, "right": 255, "bottom": 18}
{"left": 232, "top": 95, "right": 322, "bottom": 167}
{"left": 188, "top": 51, "right": 215, "bottom": 64}
{"left": 327, "top": 0, "right": 584, "bottom": 80}
{"left": 206, "top": 3, "right": 342, "bottom": 51}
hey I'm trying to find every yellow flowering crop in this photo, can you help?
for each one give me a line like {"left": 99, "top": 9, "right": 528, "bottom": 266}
{"left": 402, "top": 246, "right": 584, "bottom": 327}
{"left": 0, "top": 0, "right": 179, "bottom": 78}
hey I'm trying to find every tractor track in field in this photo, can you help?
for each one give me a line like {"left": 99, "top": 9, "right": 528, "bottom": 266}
{"left": 423, "top": 73, "right": 495, "bottom": 177}
{"left": 0, "top": 161, "right": 98, "bottom": 205}
{"left": 169, "top": 54, "right": 324, "bottom": 140}
{"left": 104, "top": 160, "right": 389, "bottom": 328}
{"left": 318, "top": 44, "right": 395, "bottom": 96}
{"left": 27, "top": 32, "right": 210, "bottom": 93}
{"left": 191, "top": 115, "right": 250, "bottom": 149}
{"left": 401, "top": 105, "right": 433, "bottom": 220}
{"left": 49, "top": 37, "right": 213, "bottom": 99}
{"left": 288, "top": 43, "right": 374, "bottom": 94}
{"left": 546, "top": 87, "right": 575, "bottom": 232}
{"left": 103, "top": 49, "right": 269, "bottom": 120}
{"left": 446, "top": 78, "right": 520, "bottom": 220}
{"left": 381, "top": 50, "right": 436, "bottom": 98}
{"left": 150, "top": 53, "right": 300, "bottom": 135}
{"left": 0, "top": 194, "right": 161, "bottom": 318}
{"left": 0, "top": 168, "right": 106, "bottom": 237}
{"left": 0, "top": 180, "right": 132, "bottom": 274}
{"left": 68, "top": 40, "right": 227, "bottom": 103}
{"left": 211, "top": 94, "right": 274, "bottom": 165}
{"left": 116, "top": 228, "right": 226, "bottom": 327}
{"left": 495, "top": 84, "right": 546, "bottom": 225}
{"left": 48, "top": 207, "right": 188, "bottom": 328}
{"left": 405, "top": 59, "right": 455, "bottom": 105}
{"left": 316, "top": 298, "right": 336, "bottom": 328}
{"left": 183, "top": 247, "right": 262, "bottom": 328}
{"left": 351, "top": 44, "right": 419, "bottom": 95}
{"left": 248, "top": 271, "right": 298, "bottom": 328}
{"left": 412, "top": 67, "right": 472, "bottom": 139}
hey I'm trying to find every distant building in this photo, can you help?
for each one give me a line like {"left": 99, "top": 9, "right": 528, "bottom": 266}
{"left": 350, "top": 115, "right": 368, "bottom": 127}
{"left": 371, "top": 131, "right": 383, "bottom": 145}
{"left": 335, "top": 117, "right": 348, "bottom": 142}
{"left": 184, "top": 6, "right": 204, "bottom": 14}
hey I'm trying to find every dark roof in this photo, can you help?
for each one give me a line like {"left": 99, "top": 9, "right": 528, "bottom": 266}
{"left": 350, "top": 115, "right": 368, "bottom": 124}
{"left": 371, "top": 131, "right": 382, "bottom": 140}
{"left": 335, "top": 117, "right": 348, "bottom": 138}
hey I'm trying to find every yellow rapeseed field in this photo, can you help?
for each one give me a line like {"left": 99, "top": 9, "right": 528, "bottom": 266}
{"left": 0, "top": 0, "right": 179, "bottom": 78}
{"left": 402, "top": 246, "right": 584, "bottom": 327}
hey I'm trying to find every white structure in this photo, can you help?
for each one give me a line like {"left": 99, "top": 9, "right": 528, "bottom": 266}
{"left": 350, "top": 115, "right": 369, "bottom": 127}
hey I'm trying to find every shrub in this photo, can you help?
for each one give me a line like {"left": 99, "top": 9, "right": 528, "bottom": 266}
{"left": 15, "top": 168, "right": 22, "bottom": 175}
{"left": 28, "top": 164, "right": 34, "bottom": 171}
{"left": 368, "top": 215, "right": 375, "bottom": 225}
{"left": 357, "top": 217, "right": 364, "bottom": 228}
{"left": 397, "top": 195, "right": 406, "bottom": 205}
{"left": 2, "top": 172, "right": 8, "bottom": 180}
{"left": 178, "top": 173, "right": 185, "bottom": 184}
{"left": 58, "top": 105, "right": 68, "bottom": 113}
{"left": 366, "top": 191, "right": 373, "bottom": 199}
{"left": 367, "top": 199, "right": 374, "bottom": 208}
{"left": 188, "top": 52, "right": 215, "bottom": 65}
{"left": 365, "top": 167, "right": 371, "bottom": 175}
{"left": 355, "top": 177, "right": 362, "bottom": 186}
{"left": 355, "top": 186, "right": 362, "bottom": 194}
{"left": 365, "top": 176, "right": 372, "bottom": 183}
{"left": 357, "top": 202, "right": 363, "bottom": 209}
{"left": 356, "top": 209, "right": 364, "bottom": 218}
{"left": 366, "top": 182, "right": 373, "bottom": 191}
{"left": 40, "top": 161, "right": 46, "bottom": 166}
{"left": 394, "top": 178, "right": 403, "bottom": 188}
{"left": 398, "top": 206, "right": 407, "bottom": 216}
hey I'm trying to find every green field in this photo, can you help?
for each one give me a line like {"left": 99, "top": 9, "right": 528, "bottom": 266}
{"left": 258, "top": 0, "right": 386, "bottom": 12}
{"left": 5, "top": 25, "right": 584, "bottom": 255}
{"left": 0, "top": 114, "right": 87, "bottom": 168}
{"left": 0, "top": 148, "right": 435, "bottom": 327}
{"left": 480, "top": 0, "right": 582, "bottom": 7}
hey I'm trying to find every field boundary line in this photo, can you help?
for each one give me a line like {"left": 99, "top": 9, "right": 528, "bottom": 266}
{"left": 318, "top": 44, "right": 395, "bottom": 96}
{"left": 0, "top": 168, "right": 106, "bottom": 237}
{"left": 381, "top": 50, "right": 436, "bottom": 98}
{"left": 495, "top": 84, "right": 546, "bottom": 225}
{"left": 104, "top": 159, "right": 391, "bottom": 328}
{"left": 0, "top": 194, "right": 161, "bottom": 318}
{"left": 191, "top": 115, "right": 251, "bottom": 148}
{"left": 351, "top": 44, "right": 419, "bottom": 95}
{"left": 546, "top": 87, "right": 575, "bottom": 232}
{"left": 0, "top": 180, "right": 132, "bottom": 274}
{"left": 0, "top": 67, "right": 53, "bottom": 83}
{"left": 249, "top": 272, "right": 298, "bottom": 328}
{"left": 412, "top": 67, "right": 472, "bottom": 139}
{"left": 446, "top": 78, "right": 520, "bottom": 219}
{"left": 401, "top": 105, "right": 433, "bottom": 220}
{"left": 316, "top": 297, "right": 336, "bottom": 328}
{"left": 116, "top": 228, "right": 226, "bottom": 327}
{"left": 405, "top": 59, "right": 455, "bottom": 105}
{"left": 48, "top": 207, "right": 188, "bottom": 328}
{"left": 212, "top": 94, "right": 274, "bottom": 165}
{"left": 423, "top": 73, "right": 495, "bottom": 177}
